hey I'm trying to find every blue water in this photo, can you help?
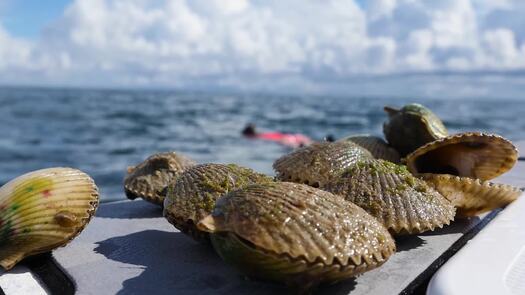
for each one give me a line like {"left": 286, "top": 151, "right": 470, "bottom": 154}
{"left": 0, "top": 87, "right": 524, "bottom": 202}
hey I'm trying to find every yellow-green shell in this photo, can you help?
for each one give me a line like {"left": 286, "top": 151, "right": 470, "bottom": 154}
{"left": 406, "top": 132, "right": 517, "bottom": 181}
{"left": 419, "top": 173, "right": 522, "bottom": 217}
{"left": 323, "top": 159, "right": 456, "bottom": 234}
{"left": 383, "top": 103, "right": 448, "bottom": 156}
{"left": 163, "top": 163, "right": 273, "bottom": 241}
{"left": 0, "top": 168, "right": 99, "bottom": 270}
{"left": 198, "top": 182, "right": 396, "bottom": 288}
{"left": 124, "top": 152, "right": 196, "bottom": 206}
{"left": 273, "top": 141, "right": 373, "bottom": 188}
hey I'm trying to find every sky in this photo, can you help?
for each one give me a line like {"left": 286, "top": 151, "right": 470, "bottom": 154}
{"left": 0, "top": 0, "right": 525, "bottom": 97}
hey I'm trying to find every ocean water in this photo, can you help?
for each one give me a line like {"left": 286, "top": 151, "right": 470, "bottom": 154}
{"left": 0, "top": 87, "right": 524, "bottom": 202}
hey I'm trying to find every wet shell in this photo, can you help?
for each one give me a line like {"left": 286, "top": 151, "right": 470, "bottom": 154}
{"left": 383, "top": 103, "right": 448, "bottom": 156}
{"left": 0, "top": 168, "right": 99, "bottom": 270}
{"left": 124, "top": 152, "right": 196, "bottom": 206}
{"left": 323, "top": 159, "right": 456, "bottom": 234}
{"left": 340, "top": 135, "right": 401, "bottom": 163}
{"left": 163, "top": 163, "right": 273, "bottom": 241}
{"left": 273, "top": 141, "right": 373, "bottom": 188}
{"left": 197, "top": 182, "right": 395, "bottom": 289}
{"left": 406, "top": 132, "right": 518, "bottom": 181}
{"left": 419, "top": 173, "right": 522, "bottom": 217}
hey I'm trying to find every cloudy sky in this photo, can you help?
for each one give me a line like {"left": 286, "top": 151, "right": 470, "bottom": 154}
{"left": 0, "top": 0, "right": 524, "bottom": 97}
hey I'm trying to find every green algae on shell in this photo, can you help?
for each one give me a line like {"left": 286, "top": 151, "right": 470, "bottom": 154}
{"left": 340, "top": 135, "right": 401, "bottom": 163}
{"left": 383, "top": 103, "right": 448, "bottom": 156}
{"left": 419, "top": 173, "right": 522, "bottom": 217}
{"left": 406, "top": 132, "right": 518, "bottom": 181}
{"left": 0, "top": 168, "right": 99, "bottom": 270}
{"left": 273, "top": 141, "right": 373, "bottom": 188}
{"left": 323, "top": 159, "right": 455, "bottom": 234}
{"left": 163, "top": 163, "right": 273, "bottom": 241}
{"left": 197, "top": 182, "right": 396, "bottom": 289}
{"left": 124, "top": 152, "right": 196, "bottom": 206}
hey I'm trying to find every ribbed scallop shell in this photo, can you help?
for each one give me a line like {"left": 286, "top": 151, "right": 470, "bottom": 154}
{"left": 383, "top": 104, "right": 448, "bottom": 156}
{"left": 0, "top": 168, "right": 99, "bottom": 270}
{"left": 124, "top": 152, "right": 196, "bottom": 206}
{"left": 340, "top": 135, "right": 401, "bottom": 163}
{"left": 323, "top": 159, "right": 456, "bottom": 234}
{"left": 163, "top": 163, "right": 273, "bottom": 241}
{"left": 273, "top": 141, "right": 373, "bottom": 188}
{"left": 197, "top": 182, "right": 395, "bottom": 288}
{"left": 406, "top": 132, "right": 518, "bottom": 181}
{"left": 419, "top": 173, "right": 522, "bottom": 217}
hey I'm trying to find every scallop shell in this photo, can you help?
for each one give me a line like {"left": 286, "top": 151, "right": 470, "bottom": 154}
{"left": 273, "top": 141, "right": 373, "bottom": 188}
{"left": 163, "top": 163, "right": 273, "bottom": 241}
{"left": 0, "top": 168, "right": 99, "bottom": 270}
{"left": 419, "top": 173, "right": 522, "bottom": 217}
{"left": 406, "top": 132, "right": 518, "bottom": 181}
{"left": 340, "top": 135, "right": 401, "bottom": 163}
{"left": 383, "top": 103, "right": 448, "bottom": 156}
{"left": 124, "top": 152, "right": 196, "bottom": 206}
{"left": 323, "top": 159, "right": 456, "bottom": 234}
{"left": 197, "top": 182, "right": 395, "bottom": 289}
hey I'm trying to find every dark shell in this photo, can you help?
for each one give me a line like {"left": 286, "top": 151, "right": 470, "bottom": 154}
{"left": 383, "top": 103, "right": 448, "bottom": 156}
{"left": 406, "top": 132, "right": 518, "bottom": 181}
{"left": 340, "top": 135, "right": 401, "bottom": 163}
{"left": 197, "top": 182, "right": 395, "bottom": 288}
{"left": 323, "top": 159, "right": 456, "bottom": 234}
{"left": 124, "top": 152, "right": 196, "bottom": 206}
{"left": 273, "top": 141, "right": 373, "bottom": 188}
{"left": 163, "top": 163, "right": 273, "bottom": 241}
{"left": 420, "top": 173, "right": 522, "bottom": 217}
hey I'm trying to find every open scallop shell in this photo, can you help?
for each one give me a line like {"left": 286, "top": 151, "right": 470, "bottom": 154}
{"left": 406, "top": 132, "right": 518, "bottom": 181}
{"left": 124, "top": 152, "right": 196, "bottom": 206}
{"left": 383, "top": 104, "right": 448, "bottom": 156}
{"left": 273, "top": 141, "right": 373, "bottom": 188}
{"left": 340, "top": 135, "right": 401, "bottom": 163}
{"left": 419, "top": 173, "right": 522, "bottom": 217}
{"left": 0, "top": 167, "right": 99, "bottom": 270}
{"left": 323, "top": 159, "right": 455, "bottom": 234}
{"left": 163, "top": 163, "right": 273, "bottom": 242}
{"left": 197, "top": 182, "right": 395, "bottom": 289}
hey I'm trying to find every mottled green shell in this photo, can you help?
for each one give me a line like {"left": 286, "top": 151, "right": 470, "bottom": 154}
{"left": 273, "top": 141, "right": 373, "bottom": 188}
{"left": 124, "top": 152, "right": 196, "bottom": 206}
{"left": 323, "top": 159, "right": 455, "bottom": 234}
{"left": 383, "top": 103, "right": 448, "bottom": 156}
{"left": 163, "top": 163, "right": 273, "bottom": 241}
{"left": 340, "top": 135, "right": 401, "bottom": 163}
{"left": 198, "top": 182, "right": 396, "bottom": 289}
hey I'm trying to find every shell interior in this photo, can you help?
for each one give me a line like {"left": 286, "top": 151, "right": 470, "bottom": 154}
{"left": 406, "top": 132, "right": 518, "bottom": 181}
{"left": 0, "top": 167, "right": 99, "bottom": 270}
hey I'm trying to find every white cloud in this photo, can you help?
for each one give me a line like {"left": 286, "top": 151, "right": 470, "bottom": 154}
{"left": 0, "top": 0, "right": 525, "bottom": 92}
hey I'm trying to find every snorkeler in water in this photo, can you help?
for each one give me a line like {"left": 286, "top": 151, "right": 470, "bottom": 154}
{"left": 242, "top": 123, "right": 313, "bottom": 148}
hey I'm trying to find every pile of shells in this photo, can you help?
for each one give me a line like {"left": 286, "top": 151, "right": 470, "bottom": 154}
{"left": 1, "top": 102, "right": 519, "bottom": 294}
{"left": 120, "top": 103, "right": 519, "bottom": 292}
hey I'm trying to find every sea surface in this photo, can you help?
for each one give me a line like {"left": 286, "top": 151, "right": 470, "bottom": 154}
{"left": 0, "top": 87, "right": 524, "bottom": 202}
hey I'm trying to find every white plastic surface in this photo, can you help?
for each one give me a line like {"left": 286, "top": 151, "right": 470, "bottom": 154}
{"left": 428, "top": 193, "right": 525, "bottom": 295}
{"left": 0, "top": 265, "right": 47, "bottom": 295}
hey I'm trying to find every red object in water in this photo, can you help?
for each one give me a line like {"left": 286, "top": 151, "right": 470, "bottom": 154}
{"left": 255, "top": 132, "right": 312, "bottom": 148}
